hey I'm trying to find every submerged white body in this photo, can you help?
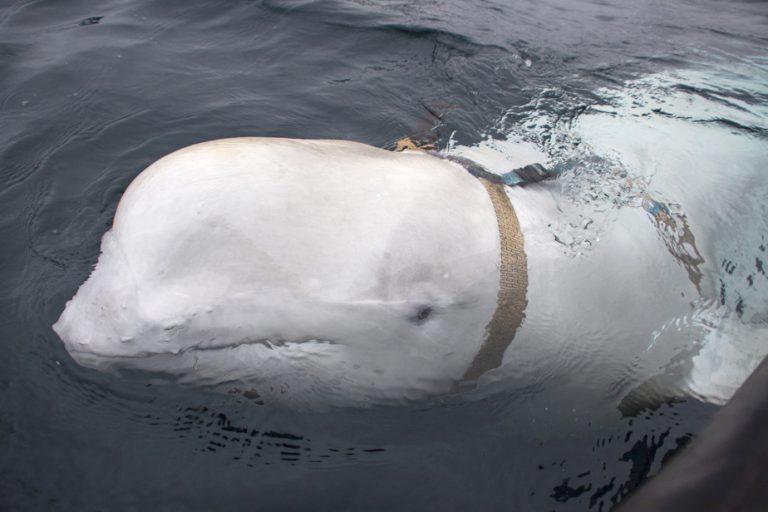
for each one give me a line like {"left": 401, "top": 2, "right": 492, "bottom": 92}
{"left": 54, "top": 136, "right": 760, "bottom": 408}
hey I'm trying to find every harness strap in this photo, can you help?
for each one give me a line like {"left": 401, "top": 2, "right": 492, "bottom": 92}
{"left": 463, "top": 177, "right": 528, "bottom": 380}
{"left": 395, "top": 142, "right": 530, "bottom": 380}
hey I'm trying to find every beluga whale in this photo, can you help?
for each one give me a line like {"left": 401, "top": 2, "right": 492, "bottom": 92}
{"left": 53, "top": 135, "right": 764, "bottom": 410}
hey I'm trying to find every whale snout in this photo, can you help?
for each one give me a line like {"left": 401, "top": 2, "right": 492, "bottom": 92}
{"left": 54, "top": 300, "right": 189, "bottom": 374}
{"left": 53, "top": 296, "right": 140, "bottom": 367}
{"left": 52, "top": 234, "right": 173, "bottom": 366}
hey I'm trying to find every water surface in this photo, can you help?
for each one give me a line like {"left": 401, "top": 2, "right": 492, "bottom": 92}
{"left": 1, "top": 0, "right": 767, "bottom": 510}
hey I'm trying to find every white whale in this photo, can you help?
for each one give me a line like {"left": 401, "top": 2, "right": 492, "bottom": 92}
{"left": 53, "top": 135, "right": 763, "bottom": 409}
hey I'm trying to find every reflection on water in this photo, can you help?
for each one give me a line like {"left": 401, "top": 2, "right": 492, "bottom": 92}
{"left": 1, "top": 0, "right": 767, "bottom": 510}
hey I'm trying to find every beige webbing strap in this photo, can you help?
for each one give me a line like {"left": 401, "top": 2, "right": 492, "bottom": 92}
{"left": 463, "top": 178, "right": 528, "bottom": 380}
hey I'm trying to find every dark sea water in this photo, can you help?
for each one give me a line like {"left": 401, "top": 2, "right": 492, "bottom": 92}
{"left": 2, "top": 0, "right": 767, "bottom": 510}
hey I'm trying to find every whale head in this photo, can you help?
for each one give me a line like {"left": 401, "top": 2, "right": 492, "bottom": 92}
{"left": 53, "top": 138, "right": 507, "bottom": 407}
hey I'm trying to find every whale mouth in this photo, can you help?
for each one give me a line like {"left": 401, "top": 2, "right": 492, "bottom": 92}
{"left": 66, "top": 337, "right": 339, "bottom": 365}
{"left": 66, "top": 349, "right": 160, "bottom": 369}
{"left": 65, "top": 347, "right": 202, "bottom": 377}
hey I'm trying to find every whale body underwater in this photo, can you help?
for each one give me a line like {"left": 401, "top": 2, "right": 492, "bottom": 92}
{"left": 53, "top": 137, "right": 760, "bottom": 409}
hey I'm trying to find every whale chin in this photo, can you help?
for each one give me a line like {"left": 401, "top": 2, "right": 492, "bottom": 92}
{"left": 62, "top": 349, "right": 145, "bottom": 373}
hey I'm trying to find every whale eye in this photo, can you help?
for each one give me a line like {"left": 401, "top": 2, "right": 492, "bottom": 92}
{"left": 410, "top": 304, "right": 433, "bottom": 325}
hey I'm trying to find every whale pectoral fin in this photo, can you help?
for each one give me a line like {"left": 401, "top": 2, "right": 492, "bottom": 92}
{"left": 618, "top": 374, "right": 688, "bottom": 417}
{"left": 618, "top": 347, "right": 703, "bottom": 417}
{"left": 618, "top": 373, "right": 695, "bottom": 418}
{"left": 622, "top": 310, "right": 768, "bottom": 417}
